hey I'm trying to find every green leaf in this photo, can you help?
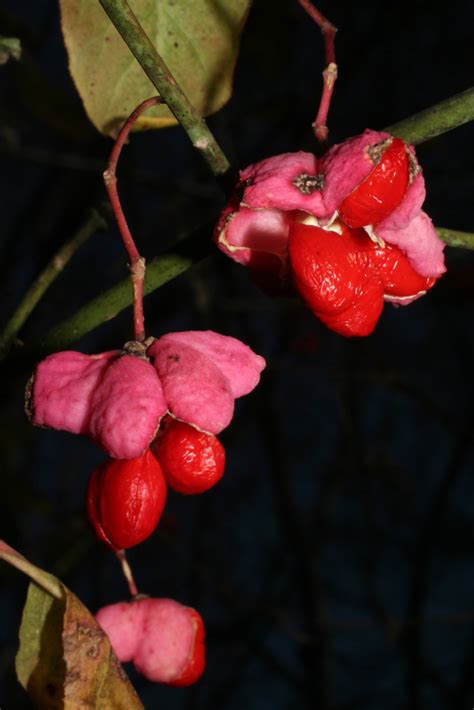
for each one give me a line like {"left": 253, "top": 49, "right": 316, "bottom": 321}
{"left": 0, "top": 37, "right": 21, "bottom": 64}
{"left": 0, "top": 540, "right": 143, "bottom": 709}
{"left": 59, "top": 0, "right": 251, "bottom": 135}
{"left": 16, "top": 584, "right": 66, "bottom": 709}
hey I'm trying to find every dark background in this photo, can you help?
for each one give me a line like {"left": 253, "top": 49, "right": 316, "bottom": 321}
{"left": 1, "top": 1, "right": 474, "bottom": 708}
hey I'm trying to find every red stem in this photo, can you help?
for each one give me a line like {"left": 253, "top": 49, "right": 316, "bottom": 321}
{"left": 297, "top": 0, "right": 338, "bottom": 145}
{"left": 103, "top": 96, "right": 163, "bottom": 341}
{"left": 115, "top": 549, "right": 139, "bottom": 598}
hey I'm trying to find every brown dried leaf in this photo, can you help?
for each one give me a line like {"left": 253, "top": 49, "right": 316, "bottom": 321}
{"left": 0, "top": 540, "right": 143, "bottom": 709}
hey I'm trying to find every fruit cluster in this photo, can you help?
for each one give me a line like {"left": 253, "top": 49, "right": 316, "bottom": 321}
{"left": 26, "top": 329, "right": 265, "bottom": 684}
{"left": 96, "top": 598, "right": 205, "bottom": 687}
{"left": 214, "top": 129, "right": 446, "bottom": 336}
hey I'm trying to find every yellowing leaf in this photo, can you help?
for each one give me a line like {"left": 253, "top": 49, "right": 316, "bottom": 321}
{"left": 59, "top": 0, "right": 251, "bottom": 135}
{"left": 16, "top": 584, "right": 66, "bottom": 709}
{"left": 0, "top": 540, "right": 143, "bottom": 710}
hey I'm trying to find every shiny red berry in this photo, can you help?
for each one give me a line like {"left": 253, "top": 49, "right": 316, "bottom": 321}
{"left": 288, "top": 222, "right": 384, "bottom": 337}
{"left": 339, "top": 138, "right": 409, "bottom": 228}
{"left": 86, "top": 449, "right": 167, "bottom": 550}
{"left": 288, "top": 221, "right": 436, "bottom": 337}
{"left": 154, "top": 419, "right": 225, "bottom": 495}
{"left": 370, "top": 242, "right": 436, "bottom": 300}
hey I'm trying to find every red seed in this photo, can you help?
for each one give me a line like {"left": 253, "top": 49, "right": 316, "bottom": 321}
{"left": 154, "top": 419, "right": 225, "bottom": 495}
{"left": 339, "top": 138, "right": 409, "bottom": 228}
{"left": 370, "top": 243, "right": 436, "bottom": 297}
{"left": 289, "top": 221, "right": 438, "bottom": 337}
{"left": 86, "top": 449, "right": 167, "bottom": 549}
{"left": 288, "top": 222, "right": 384, "bottom": 337}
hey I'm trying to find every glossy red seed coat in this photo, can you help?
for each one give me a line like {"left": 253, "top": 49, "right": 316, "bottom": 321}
{"left": 369, "top": 243, "right": 436, "bottom": 297}
{"left": 86, "top": 449, "right": 167, "bottom": 549}
{"left": 154, "top": 419, "right": 225, "bottom": 495}
{"left": 288, "top": 222, "right": 435, "bottom": 337}
{"left": 339, "top": 138, "right": 409, "bottom": 228}
{"left": 289, "top": 223, "right": 383, "bottom": 336}
{"left": 167, "top": 609, "right": 206, "bottom": 687}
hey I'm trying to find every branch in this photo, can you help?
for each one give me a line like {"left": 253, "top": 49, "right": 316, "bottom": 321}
{"left": 98, "top": 0, "right": 230, "bottom": 178}
{"left": 385, "top": 87, "right": 474, "bottom": 145}
{"left": 28, "top": 220, "right": 470, "bottom": 354}
{"left": 34, "top": 226, "right": 214, "bottom": 354}
{"left": 0, "top": 208, "right": 105, "bottom": 361}
{"left": 14, "top": 83, "right": 472, "bottom": 355}
{"left": 436, "top": 227, "right": 474, "bottom": 250}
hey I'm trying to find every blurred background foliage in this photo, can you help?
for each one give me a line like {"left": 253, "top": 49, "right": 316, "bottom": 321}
{"left": 1, "top": 1, "right": 474, "bottom": 708}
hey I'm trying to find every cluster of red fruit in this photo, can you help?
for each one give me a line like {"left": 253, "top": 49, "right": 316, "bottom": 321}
{"left": 24, "top": 128, "right": 447, "bottom": 689}
{"left": 25, "top": 331, "right": 265, "bottom": 685}
{"left": 87, "top": 418, "right": 225, "bottom": 550}
{"left": 215, "top": 130, "right": 446, "bottom": 336}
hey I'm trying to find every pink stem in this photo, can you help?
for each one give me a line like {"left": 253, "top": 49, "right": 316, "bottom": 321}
{"left": 115, "top": 549, "right": 139, "bottom": 598}
{"left": 297, "top": 0, "right": 338, "bottom": 145}
{"left": 103, "top": 96, "right": 163, "bottom": 341}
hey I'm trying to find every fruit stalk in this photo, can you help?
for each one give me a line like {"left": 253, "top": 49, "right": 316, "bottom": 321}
{"left": 116, "top": 549, "right": 139, "bottom": 598}
{"left": 103, "top": 96, "right": 163, "bottom": 341}
{"left": 297, "top": 0, "right": 337, "bottom": 144}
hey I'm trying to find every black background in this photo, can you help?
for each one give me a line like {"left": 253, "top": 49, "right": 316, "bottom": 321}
{"left": 1, "top": 1, "right": 474, "bottom": 708}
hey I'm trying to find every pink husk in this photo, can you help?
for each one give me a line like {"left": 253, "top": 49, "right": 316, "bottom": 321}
{"left": 376, "top": 210, "right": 446, "bottom": 278}
{"left": 318, "top": 129, "right": 390, "bottom": 217}
{"left": 30, "top": 350, "right": 118, "bottom": 435}
{"left": 151, "top": 331, "right": 266, "bottom": 398}
{"left": 96, "top": 601, "right": 144, "bottom": 663}
{"left": 96, "top": 598, "right": 200, "bottom": 684}
{"left": 240, "top": 151, "right": 326, "bottom": 215}
{"left": 149, "top": 340, "right": 235, "bottom": 435}
{"left": 133, "top": 599, "right": 197, "bottom": 683}
{"left": 88, "top": 355, "right": 167, "bottom": 459}
{"left": 216, "top": 207, "right": 291, "bottom": 272}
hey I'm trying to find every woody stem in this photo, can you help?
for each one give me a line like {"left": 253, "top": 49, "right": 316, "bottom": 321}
{"left": 297, "top": 0, "right": 337, "bottom": 145}
{"left": 115, "top": 549, "right": 139, "bottom": 598}
{"left": 103, "top": 96, "right": 163, "bottom": 341}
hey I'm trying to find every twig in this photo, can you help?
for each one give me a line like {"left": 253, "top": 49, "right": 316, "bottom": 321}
{"left": 0, "top": 208, "right": 105, "bottom": 362}
{"left": 297, "top": 0, "right": 337, "bottom": 144}
{"left": 436, "top": 227, "right": 474, "bottom": 250}
{"left": 27, "top": 219, "right": 472, "bottom": 355}
{"left": 104, "top": 96, "right": 163, "bottom": 341}
{"left": 115, "top": 549, "right": 139, "bottom": 598}
{"left": 98, "top": 0, "right": 230, "bottom": 178}
{"left": 385, "top": 86, "right": 474, "bottom": 145}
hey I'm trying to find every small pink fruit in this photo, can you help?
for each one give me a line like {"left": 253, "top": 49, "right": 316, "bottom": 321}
{"left": 25, "top": 332, "right": 266, "bottom": 458}
{"left": 86, "top": 449, "right": 167, "bottom": 550}
{"left": 96, "top": 598, "right": 206, "bottom": 686}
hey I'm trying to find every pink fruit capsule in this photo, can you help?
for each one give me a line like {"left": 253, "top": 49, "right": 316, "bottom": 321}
{"left": 96, "top": 598, "right": 206, "bottom": 686}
